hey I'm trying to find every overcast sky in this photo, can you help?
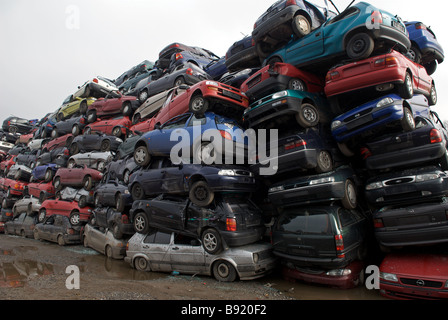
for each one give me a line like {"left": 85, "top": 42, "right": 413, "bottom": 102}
{"left": 1, "top": 0, "right": 447, "bottom": 124}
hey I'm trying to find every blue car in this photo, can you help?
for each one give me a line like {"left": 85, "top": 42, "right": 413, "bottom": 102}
{"left": 133, "top": 112, "right": 250, "bottom": 167}
{"left": 406, "top": 21, "right": 444, "bottom": 75}
{"left": 331, "top": 94, "right": 430, "bottom": 156}
{"left": 225, "top": 35, "right": 261, "bottom": 72}
{"left": 264, "top": 2, "right": 410, "bottom": 72}
{"left": 32, "top": 164, "right": 60, "bottom": 183}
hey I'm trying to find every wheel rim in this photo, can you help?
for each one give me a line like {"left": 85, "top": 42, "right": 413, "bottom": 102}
{"left": 140, "top": 91, "right": 148, "bottom": 102}
{"left": 302, "top": 106, "right": 317, "bottom": 123}
{"left": 134, "top": 148, "right": 147, "bottom": 165}
{"left": 318, "top": 151, "right": 332, "bottom": 171}
{"left": 431, "top": 86, "right": 437, "bottom": 104}
{"left": 112, "top": 128, "right": 121, "bottom": 137}
{"left": 71, "top": 213, "right": 80, "bottom": 225}
{"left": 39, "top": 210, "right": 45, "bottom": 222}
{"left": 346, "top": 182, "right": 357, "bottom": 207}
{"left": 191, "top": 97, "right": 205, "bottom": 112}
{"left": 124, "top": 171, "right": 130, "bottom": 184}
{"left": 194, "top": 186, "right": 209, "bottom": 202}
{"left": 84, "top": 177, "right": 91, "bottom": 189}
{"left": 97, "top": 161, "right": 105, "bottom": 172}
{"left": 197, "top": 143, "right": 216, "bottom": 164}
{"left": 116, "top": 196, "right": 122, "bottom": 210}
{"left": 203, "top": 232, "right": 218, "bottom": 252}
{"left": 216, "top": 263, "right": 230, "bottom": 278}
{"left": 405, "top": 109, "right": 415, "bottom": 129}
{"left": 352, "top": 38, "right": 368, "bottom": 55}
{"left": 405, "top": 74, "right": 413, "bottom": 95}
{"left": 134, "top": 215, "right": 146, "bottom": 232}
{"left": 136, "top": 257, "right": 147, "bottom": 271}
{"left": 290, "top": 79, "right": 305, "bottom": 91}
{"left": 294, "top": 16, "right": 310, "bottom": 34}
{"left": 133, "top": 184, "right": 143, "bottom": 199}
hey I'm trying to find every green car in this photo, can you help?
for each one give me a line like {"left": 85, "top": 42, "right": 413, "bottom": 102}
{"left": 57, "top": 96, "right": 97, "bottom": 121}
{"left": 242, "top": 89, "right": 332, "bottom": 129}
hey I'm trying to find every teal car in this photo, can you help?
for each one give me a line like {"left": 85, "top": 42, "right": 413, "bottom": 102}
{"left": 264, "top": 2, "right": 410, "bottom": 72}
{"left": 242, "top": 89, "right": 331, "bottom": 129}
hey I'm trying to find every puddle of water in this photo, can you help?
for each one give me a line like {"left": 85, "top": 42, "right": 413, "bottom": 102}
{"left": 0, "top": 259, "right": 54, "bottom": 288}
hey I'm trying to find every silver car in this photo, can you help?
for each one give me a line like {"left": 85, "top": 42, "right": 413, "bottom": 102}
{"left": 12, "top": 197, "right": 41, "bottom": 217}
{"left": 56, "top": 187, "right": 94, "bottom": 208}
{"left": 67, "top": 151, "right": 113, "bottom": 172}
{"left": 124, "top": 231, "right": 277, "bottom": 282}
{"left": 82, "top": 223, "right": 128, "bottom": 259}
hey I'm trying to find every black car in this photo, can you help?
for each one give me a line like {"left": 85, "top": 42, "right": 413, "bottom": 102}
{"left": 4, "top": 212, "right": 37, "bottom": 238}
{"left": 33, "top": 214, "right": 82, "bottom": 246}
{"left": 35, "top": 147, "right": 69, "bottom": 167}
{"left": 69, "top": 133, "right": 123, "bottom": 155}
{"left": 225, "top": 36, "right": 261, "bottom": 72}
{"left": 365, "top": 166, "right": 448, "bottom": 208}
{"left": 272, "top": 205, "right": 370, "bottom": 270}
{"left": 129, "top": 194, "right": 265, "bottom": 254}
{"left": 51, "top": 116, "right": 87, "bottom": 139}
{"left": 128, "top": 158, "right": 256, "bottom": 207}
{"left": 251, "top": 123, "right": 345, "bottom": 177}
{"left": 268, "top": 166, "right": 359, "bottom": 210}
{"left": 93, "top": 174, "right": 133, "bottom": 212}
{"left": 115, "top": 132, "right": 142, "bottom": 160}
{"left": 114, "top": 60, "right": 154, "bottom": 87}
{"left": 218, "top": 68, "right": 260, "bottom": 89}
{"left": 92, "top": 206, "right": 133, "bottom": 239}
{"left": 107, "top": 155, "right": 139, "bottom": 184}
{"left": 0, "top": 129, "right": 20, "bottom": 144}
{"left": 361, "top": 114, "right": 448, "bottom": 171}
{"left": 373, "top": 199, "right": 448, "bottom": 251}
{"left": 157, "top": 43, "right": 204, "bottom": 69}
{"left": 2, "top": 116, "right": 36, "bottom": 134}
{"left": 15, "top": 148, "right": 41, "bottom": 168}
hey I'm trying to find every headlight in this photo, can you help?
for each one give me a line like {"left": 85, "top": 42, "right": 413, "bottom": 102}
{"left": 326, "top": 268, "right": 352, "bottom": 276}
{"left": 253, "top": 253, "right": 259, "bottom": 264}
{"left": 268, "top": 186, "right": 284, "bottom": 193}
{"left": 115, "top": 138, "right": 123, "bottom": 143}
{"left": 309, "top": 177, "right": 335, "bottom": 186}
{"left": 376, "top": 97, "right": 394, "bottom": 109}
{"left": 272, "top": 91, "right": 288, "bottom": 100}
{"left": 124, "top": 190, "right": 130, "bottom": 194}
{"left": 218, "top": 169, "right": 236, "bottom": 176}
{"left": 206, "top": 81, "right": 219, "bottom": 87}
{"left": 445, "top": 281, "right": 448, "bottom": 288}
{"left": 416, "top": 173, "right": 439, "bottom": 182}
{"left": 366, "top": 182, "right": 383, "bottom": 190}
{"left": 380, "top": 272, "right": 398, "bottom": 282}
{"left": 331, "top": 120, "right": 342, "bottom": 130}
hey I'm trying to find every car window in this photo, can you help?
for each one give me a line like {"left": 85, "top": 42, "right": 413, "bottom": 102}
{"left": 162, "top": 114, "right": 191, "bottom": 130}
{"left": 415, "top": 117, "right": 429, "bottom": 129}
{"left": 326, "top": 7, "right": 359, "bottom": 25}
{"left": 174, "top": 234, "right": 201, "bottom": 246}
{"left": 337, "top": 209, "right": 359, "bottom": 228}
{"left": 143, "top": 230, "right": 171, "bottom": 244}
{"left": 277, "top": 210, "right": 332, "bottom": 235}
{"left": 188, "top": 115, "right": 207, "bottom": 126}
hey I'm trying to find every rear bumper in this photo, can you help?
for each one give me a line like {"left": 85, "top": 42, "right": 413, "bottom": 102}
{"left": 375, "top": 223, "right": 448, "bottom": 248}
{"left": 220, "top": 226, "right": 265, "bottom": 247}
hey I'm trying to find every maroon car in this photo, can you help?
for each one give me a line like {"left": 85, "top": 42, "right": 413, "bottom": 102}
{"left": 53, "top": 166, "right": 103, "bottom": 191}
{"left": 27, "top": 181, "right": 55, "bottom": 203}
{"left": 86, "top": 91, "right": 141, "bottom": 123}
{"left": 37, "top": 199, "right": 93, "bottom": 226}
{"left": 83, "top": 116, "right": 132, "bottom": 138}
{"left": 380, "top": 253, "right": 448, "bottom": 300}
{"left": 42, "top": 134, "right": 74, "bottom": 152}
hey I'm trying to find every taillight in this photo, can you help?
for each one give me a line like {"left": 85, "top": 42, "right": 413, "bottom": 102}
{"left": 80, "top": 117, "right": 85, "bottom": 124}
{"left": 67, "top": 228, "right": 75, "bottom": 235}
{"left": 326, "top": 71, "right": 340, "bottom": 81}
{"left": 335, "top": 234, "right": 345, "bottom": 258}
{"left": 371, "top": 11, "right": 383, "bottom": 24}
{"left": 226, "top": 218, "right": 237, "bottom": 231}
{"left": 285, "top": 0, "right": 296, "bottom": 6}
{"left": 126, "top": 242, "right": 129, "bottom": 251}
{"left": 186, "top": 68, "right": 193, "bottom": 76}
{"left": 415, "top": 23, "right": 427, "bottom": 30}
{"left": 284, "top": 139, "right": 306, "bottom": 151}
{"left": 360, "top": 147, "right": 372, "bottom": 160}
{"left": 175, "top": 53, "right": 183, "bottom": 61}
{"left": 430, "top": 129, "right": 443, "bottom": 144}
{"left": 5, "top": 211, "right": 12, "bottom": 217}
{"left": 93, "top": 78, "right": 99, "bottom": 83}
{"left": 64, "top": 149, "right": 70, "bottom": 156}
{"left": 122, "top": 214, "right": 129, "bottom": 224}
{"left": 373, "top": 218, "right": 384, "bottom": 228}
{"left": 374, "top": 57, "right": 398, "bottom": 67}
{"left": 219, "top": 130, "right": 232, "bottom": 141}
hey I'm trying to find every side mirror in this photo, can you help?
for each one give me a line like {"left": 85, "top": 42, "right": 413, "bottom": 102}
{"left": 178, "top": 84, "right": 190, "bottom": 90}
{"left": 154, "top": 123, "right": 161, "bottom": 130}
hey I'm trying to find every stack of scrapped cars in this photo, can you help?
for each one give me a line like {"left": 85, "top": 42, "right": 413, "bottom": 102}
{"left": 0, "top": 1, "right": 446, "bottom": 291}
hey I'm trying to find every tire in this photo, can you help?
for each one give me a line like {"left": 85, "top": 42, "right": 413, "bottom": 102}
{"left": 132, "top": 113, "right": 141, "bottom": 125}
{"left": 341, "top": 179, "right": 357, "bottom": 210}
{"left": 105, "top": 245, "right": 113, "bottom": 259}
{"left": 134, "top": 145, "right": 151, "bottom": 167}
{"left": 97, "top": 160, "right": 106, "bottom": 172}
{"left": 79, "top": 101, "right": 88, "bottom": 115}
{"left": 424, "top": 60, "right": 438, "bottom": 76}
{"left": 39, "top": 192, "right": 46, "bottom": 203}
{"left": 288, "top": 78, "right": 306, "bottom": 91}
{"left": 296, "top": 103, "right": 320, "bottom": 128}
{"left": 189, "top": 181, "right": 214, "bottom": 207}
{"left": 57, "top": 113, "right": 64, "bottom": 122}
{"left": 53, "top": 177, "right": 62, "bottom": 191}
{"left": 87, "top": 110, "right": 97, "bottom": 123}
{"left": 100, "top": 140, "right": 111, "bottom": 152}
{"left": 134, "top": 257, "right": 149, "bottom": 271}
{"left": 78, "top": 196, "right": 87, "bottom": 208}
{"left": 401, "top": 107, "right": 415, "bottom": 132}
{"left": 398, "top": 72, "right": 414, "bottom": 99}
{"left": 115, "top": 194, "right": 125, "bottom": 212}
{"left": 408, "top": 45, "right": 422, "bottom": 64}
{"left": 122, "top": 102, "right": 133, "bottom": 116}
{"left": 213, "top": 260, "right": 237, "bottom": 282}
{"left": 51, "top": 129, "right": 59, "bottom": 139}
{"left": 174, "top": 77, "right": 185, "bottom": 87}
{"left": 38, "top": 209, "right": 46, "bottom": 223}
{"left": 67, "top": 159, "right": 76, "bottom": 169}
{"left": 27, "top": 203, "right": 34, "bottom": 216}
{"left": 84, "top": 127, "right": 92, "bottom": 135}
{"left": 83, "top": 175, "right": 94, "bottom": 191}
{"left": 194, "top": 142, "right": 218, "bottom": 165}
{"left": 428, "top": 83, "right": 437, "bottom": 106}
{"left": 337, "top": 143, "right": 355, "bottom": 158}
{"left": 189, "top": 95, "right": 209, "bottom": 115}
{"left": 315, "top": 150, "right": 333, "bottom": 173}
{"left": 57, "top": 235, "right": 65, "bottom": 246}
{"left": 131, "top": 183, "right": 145, "bottom": 201}
{"left": 72, "top": 125, "right": 80, "bottom": 136}
{"left": 201, "top": 228, "right": 222, "bottom": 255}
{"left": 139, "top": 90, "right": 149, "bottom": 103}
{"left": 123, "top": 170, "right": 130, "bottom": 185}
{"left": 70, "top": 143, "right": 79, "bottom": 155}
{"left": 133, "top": 212, "right": 149, "bottom": 234}
{"left": 69, "top": 211, "right": 81, "bottom": 226}
{"left": 346, "top": 33, "right": 374, "bottom": 60}
{"left": 266, "top": 56, "right": 282, "bottom": 67}
{"left": 112, "top": 224, "right": 123, "bottom": 240}
{"left": 112, "top": 127, "right": 122, "bottom": 137}
{"left": 292, "top": 15, "right": 311, "bottom": 38}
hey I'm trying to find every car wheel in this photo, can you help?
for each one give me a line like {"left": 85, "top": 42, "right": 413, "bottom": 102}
{"left": 70, "top": 211, "right": 81, "bottom": 226}
{"left": 79, "top": 101, "right": 88, "bottom": 115}
{"left": 112, "top": 127, "right": 122, "bottom": 138}
{"left": 27, "top": 203, "right": 34, "bottom": 216}
{"left": 407, "top": 45, "right": 422, "bottom": 64}
{"left": 131, "top": 183, "right": 145, "bottom": 201}
{"left": 315, "top": 150, "right": 333, "bottom": 173}
{"left": 86, "top": 110, "right": 97, "bottom": 123}
{"left": 398, "top": 72, "right": 414, "bottom": 99}
{"left": 39, "top": 192, "right": 46, "bottom": 204}
{"left": 96, "top": 160, "right": 106, "bottom": 172}
{"left": 100, "top": 140, "right": 111, "bottom": 152}
{"left": 288, "top": 78, "right": 306, "bottom": 91}
{"left": 292, "top": 15, "right": 311, "bottom": 38}
{"left": 33, "top": 229, "right": 40, "bottom": 241}
{"left": 255, "top": 41, "right": 273, "bottom": 60}
{"left": 132, "top": 113, "right": 141, "bottom": 125}
{"left": 194, "top": 142, "right": 218, "bottom": 165}
{"left": 139, "top": 90, "right": 149, "bottom": 103}
{"left": 123, "top": 170, "right": 130, "bottom": 185}
{"left": 115, "top": 194, "right": 125, "bottom": 212}
{"left": 134, "top": 257, "right": 149, "bottom": 271}
{"left": 341, "top": 179, "right": 357, "bottom": 210}
{"left": 429, "top": 83, "right": 437, "bottom": 106}
{"left": 67, "top": 159, "right": 76, "bottom": 169}
{"left": 201, "top": 228, "right": 222, "bottom": 255}
{"left": 189, "top": 95, "right": 209, "bottom": 115}
{"left": 174, "top": 77, "right": 185, "bottom": 87}
{"left": 133, "top": 212, "right": 149, "bottom": 234}
{"left": 112, "top": 224, "right": 123, "bottom": 240}
{"left": 296, "top": 103, "right": 320, "bottom": 128}
{"left": 43, "top": 169, "right": 53, "bottom": 183}
{"left": 213, "top": 260, "right": 237, "bottom": 282}
{"left": 122, "top": 102, "right": 133, "bottom": 116}
{"left": 105, "top": 245, "right": 113, "bottom": 259}
{"left": 346, "top": 33, "right": 374, "bottom": 60}
{"left": 72, "top": 125, "right": 80, "bottom": 136}
{"left": 9, "top": 126, "right": 18, "bottom": 134}
{"left": 134, "top": 146, "right": 151, "bottom": 167}
{"left": 57, "top": 113, "right": 64, "bottom": 122}
{"left": 57, "top": 235, "right": 65, "bottom": 246}
{"left": 189, "top": 181, "right": 214, "bottom": 207}
{"left": 38, "top": 209, "right": 46, "bottom": 223}
{"left": 266, "top": 56, "right": 282, "bottom": 67}
{"left": 51, "top": 129, "right": 59, "bottom": 139}
{"left": 78, "top": 195, "right": 87, "bottom": 208}
{"left": 70, "top": 143, "right": 79, "bottom": 155}
{"left": 401, "top": 107, "right": 415, "bottom": 132}
{"left": 83, "top": 175, "right": 93, "bottom": 191}
{"left": 424, "top": 60, "right": 438, "bottom": 76}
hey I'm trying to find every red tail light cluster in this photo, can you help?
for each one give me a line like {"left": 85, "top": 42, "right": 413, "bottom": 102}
{"left": 284, "top": 139, "right": 306, "bottom": 151}
{"left": 373, "top": 218, "right": 385, "bottom": 228}
{"left": 186, "top": 68, "right": 193, "bottom": 76}
{"left": 415, "top": 23, "right": 427, "bottom": 30}
{"left": 285, "top": 0, "right": 297, "bottom": 6}
{"left": 430, "top": 129, "right": 443, "bottom": 144}
{"left": 335, "top": 234, "right": 345, "bottom": 258}
{"left": 219, "top": 130, "right": 232, "bottom": 141}
{"left": 175, "top": 53, "right": 183, "bottom": 61}
{"left": 360, "top": 147, "right": 372, "bottom": 160}
{"left": 371, "top": 11, "right": 383, "bottom": 24}
{"left": 93, "top": 78, "right": 99, "bottom": 84}
{"left": 226, "top": 218, "right": 237, "bottom": 231}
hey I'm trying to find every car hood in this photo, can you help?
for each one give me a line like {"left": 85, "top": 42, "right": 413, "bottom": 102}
{"left": 381, "top": 253, "right": 448, "bottom": 279}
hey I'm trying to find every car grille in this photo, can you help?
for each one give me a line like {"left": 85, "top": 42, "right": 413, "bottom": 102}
{"left": 246, "top": 75, "right": 262, "bottom": 90}
{"left": 384, "top": 177, "right": 415, "bottom": 186}
{"left": 257, "top": 249, "right": 273, "bottom": 261}
{"left": 400, "top": 278, "right": 443, "bottom": 288}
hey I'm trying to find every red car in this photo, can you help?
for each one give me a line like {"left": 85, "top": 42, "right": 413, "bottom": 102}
{"left": 240, "top": 62, "right": 325, "bottom": 101}
{"left": 1, "top": 178, "right": 28, "bottom": 198}
{"left": 37, "top": 199, "right": 93, "bottom": 226}
{"left": 53, "top": 166, "right": 103, "bottom": 191}
{"left": 380, "top": 253, "right": 448, "bottom": 300}
{"left": 27, "top": 181, "right": 55, "bottom": 203}
{"left": 42, "top": 134, "right": 74, "bottom": 152}
{"left": 83, "top": 116, "right": 132, "bottom": 138}
{"left": 0, "top": 155, "right": 16, "bottom": 174}
{"left": 325, "top": 50, "right": 437, "bottom": 105}
{"left": 133, "top": 80, "right": 249, "bottom": 132}
{"left": 86, "top": 91, "right": 140, "bottom": 122}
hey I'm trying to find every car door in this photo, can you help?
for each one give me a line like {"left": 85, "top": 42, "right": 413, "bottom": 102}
{"left": 167, "top": 87, "right": 189, "bottom": 119}
{"left": 150, "top": 114, "right": 192, "bottom": 155}
{"left": 150, "top": 198, "right": 186, "bottom": 230}
{"left": 39, "top": 215, "right": 56, "bottom": 241}
{"left": 143, "top": 230, "right": 173, "bottom": 272}
{"left": 169, "top": 234, "right": 206, "bottom": 273}
{"left": 138, "top": 160, "right": 165, "bottom": 196}
{"left": 160, "top": 161, "right": 186, "bottom": 194}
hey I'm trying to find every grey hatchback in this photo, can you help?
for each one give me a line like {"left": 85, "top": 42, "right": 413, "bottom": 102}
{"left": 124, "top": 231, "right": 277, "bottom": 282}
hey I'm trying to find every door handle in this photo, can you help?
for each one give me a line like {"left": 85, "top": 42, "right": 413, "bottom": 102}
{"left": 172, "top": 247, "right": 179, "bottom": 250}
{"left": 315, "top": 32, "right": 321, "bottom": 37}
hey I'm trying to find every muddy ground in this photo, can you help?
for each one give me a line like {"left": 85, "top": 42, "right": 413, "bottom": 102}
{"left": 0, "top": 234, "right": 385, "bottom": 303}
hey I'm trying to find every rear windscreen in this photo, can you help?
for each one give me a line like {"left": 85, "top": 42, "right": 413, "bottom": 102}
{"left": 276, "top": 211, "right": 332, "bottom": 235}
